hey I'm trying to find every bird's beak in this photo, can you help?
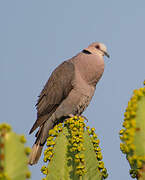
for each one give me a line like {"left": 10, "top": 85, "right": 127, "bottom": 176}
{"left": 104, "top": 51, "right": 110, "bottom": 58}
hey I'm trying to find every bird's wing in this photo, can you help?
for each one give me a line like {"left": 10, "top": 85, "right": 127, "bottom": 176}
{"left": 29, "top": 61, "right": 75, "bottom": 134}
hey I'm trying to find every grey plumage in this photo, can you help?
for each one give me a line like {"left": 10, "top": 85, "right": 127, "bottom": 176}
{"left": 28, "top": 42, "right": 109, "bottom": 165}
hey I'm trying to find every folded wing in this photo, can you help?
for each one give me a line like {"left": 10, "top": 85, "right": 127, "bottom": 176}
{"left": 29, "top": 61, "right": 75, "bottom": 134}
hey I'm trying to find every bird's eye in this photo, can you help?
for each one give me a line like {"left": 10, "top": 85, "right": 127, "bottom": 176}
{"left": 95, "top": 45, "right": 100, "bottom": 49}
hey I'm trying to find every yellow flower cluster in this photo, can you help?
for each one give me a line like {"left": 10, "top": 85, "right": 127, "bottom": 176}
{"left": 43, "top": 123, "right": 63, "bottom": 167}
{"left": 0, "top": 124, "right": 7, "bottom": 179}
{"left": 120, "top": 86, "right": 145, "bottom": 178}
{"left": 25, "top": 147, "right": 31, "bottom": 156}
{"left": 0, "top": 173, "right": 11, "bottom": 180}
{"left": 0, "top": 123, "right": 11, "bottom": 132}
{"left": 20, "top": 135, "right": 27, "bottom": 143}
{"left": 0, "top": 123, "right": 31, "bottom": 180}
{"left": 41, "top": 116, "right": 108, "bottom": 179}
{"left": 65, "top": 116, "right": 86, "bottom": 176}
{"left": 87, "top": 127, "right": 108, "bottom": 179}
{"left": 41, "top": 165, "right": 48, "bottom": 175}
{"left": 25, "top": 171, "right": 31, "bottom": 178}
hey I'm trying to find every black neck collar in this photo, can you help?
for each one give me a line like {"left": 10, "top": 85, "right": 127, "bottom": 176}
{"left": 82, "top": 49, "right": 91, "bottom": 54}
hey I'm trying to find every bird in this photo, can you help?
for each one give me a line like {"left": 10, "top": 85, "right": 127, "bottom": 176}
{"left": 28, "top": 42, "right": 109, "bottom": 165}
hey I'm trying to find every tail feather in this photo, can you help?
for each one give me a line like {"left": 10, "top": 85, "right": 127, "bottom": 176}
{"left": 28, "top": 117, "right": 55, "bottom": 165}
{"left": 28, "top": 115, "right": 58, "bottom": 165}
{"left": 28, "top": 142, "right": 43, "bottom": 165}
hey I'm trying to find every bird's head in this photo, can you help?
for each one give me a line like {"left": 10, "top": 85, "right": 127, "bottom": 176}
{"left": 84, "top": 42, "right": 110, "bottom": 58}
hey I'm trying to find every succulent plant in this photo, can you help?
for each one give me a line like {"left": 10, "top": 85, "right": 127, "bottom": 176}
{"left": 41, "top": 116, "right": 108, "bottom": 180}
{"left": 2, "top": 80, "right": 145, "bottom": 180}
{"left": 0, "top": 123, "right": 31, "bottom": 180}
{"left": 120, "top": 81, "right": 145, "bottom": 179}
{"left": 3, "top": 81, "right": 145, "bottom": 180}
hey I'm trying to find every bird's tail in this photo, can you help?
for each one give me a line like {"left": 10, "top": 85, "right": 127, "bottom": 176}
{"left": 28, "top": 140, "right": 43, "bottom": 165}
{"left": 28, "top": 118, "right": 55, "bottom": 165}
{"left": 28, "top": 125, "right": 44, "bottom": 165}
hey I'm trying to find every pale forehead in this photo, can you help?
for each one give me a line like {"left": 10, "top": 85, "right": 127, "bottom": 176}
{"left": 89, "top": 42, "right": 107, "bottom": 50}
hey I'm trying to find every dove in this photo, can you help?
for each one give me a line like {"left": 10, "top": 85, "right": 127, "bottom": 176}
{"left": 28, "top": 42, "right": 109, "bottom": 165}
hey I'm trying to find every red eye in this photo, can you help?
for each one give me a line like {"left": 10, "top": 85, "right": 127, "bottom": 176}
{"left": 95, "top": 45, "right": 100, "bottom": 49}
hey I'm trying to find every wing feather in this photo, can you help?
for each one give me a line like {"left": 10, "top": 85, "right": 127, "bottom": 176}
{"left": 29, "top": 61, "right": 75, "bottom": 134}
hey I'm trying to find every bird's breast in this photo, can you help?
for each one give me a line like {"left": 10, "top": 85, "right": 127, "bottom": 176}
{"left": 71, "top": 53, "right": 104, "bottom": 87}
{"left": 75, "top": 94, "right": 92, "bottom": 115}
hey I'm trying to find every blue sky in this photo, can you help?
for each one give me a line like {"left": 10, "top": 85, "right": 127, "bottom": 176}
{"left": 1, "top": 1, "right": 145, "bottom": 180}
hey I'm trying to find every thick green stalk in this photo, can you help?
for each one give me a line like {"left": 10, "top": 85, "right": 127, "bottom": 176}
{"left": 120, "top": 81, "right": 145, "bottom": 179}
{"left": 41, "top": 116, "right": 108, "bottom": 180}
{"left": 0, "top": 123, "right": 31, "bottom": 180}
